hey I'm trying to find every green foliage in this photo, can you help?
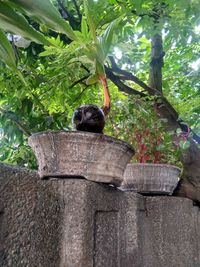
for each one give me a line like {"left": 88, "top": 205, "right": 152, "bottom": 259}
{"left": 83, "top": 0, "right": 97, "bottom": 41}
{"left": 10, "top": 0, "right": 77, "bottom": 40}
{"left": 0, "top": 29, "right": 17, "bottom": 70}
{"left": 105, "top": 96, "right": 182, "bottom": 165}
{"left": 0, "top": 2, "right": 51, "bottom": 45}
{"left": 0, "top": 0, "right": 199, "bottom": 168}
{"left": 0, "top": 0, "right": 119, "bottom": 92}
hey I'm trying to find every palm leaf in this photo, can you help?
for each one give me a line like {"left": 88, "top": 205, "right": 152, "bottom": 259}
{"left": 95, "top": 20, "right": 118, "bottom": 76}
{"left": 0, "top": 28, "right": 17, "bottom": 69}
{"left": 83, "top": 0, "right": 97, "bottom": 41}
{"left": 81, "top": 16, "right": 89, "bottom": 40}
{"left": 0, "top": 29, "right": 27, "bottom": 84}
{"left": 99, "top": 20, "right": 118, "bottom": 61}
{"left": 7, "top": 0, "right": 77, "bottom": 41}
{"left": 0, "top": 2, "right": 51, "bottom": 45}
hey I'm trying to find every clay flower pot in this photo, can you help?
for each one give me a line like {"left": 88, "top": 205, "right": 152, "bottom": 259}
{"left": 121, "top": 163, "right": 181, "bottom": 195}
{"left": 28, "top": 131, "right": 134, "bottom": 186}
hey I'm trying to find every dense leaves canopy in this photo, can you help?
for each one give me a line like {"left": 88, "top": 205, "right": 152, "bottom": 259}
{"left": 0, "top": 0, "right": 199, "bottom": 168}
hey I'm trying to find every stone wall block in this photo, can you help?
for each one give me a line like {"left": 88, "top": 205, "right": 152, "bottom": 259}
{"left": 140, "top": 196, "right": 200, "bottom": 267}
{"left": 0, "top": 163, "right": 200, "bottom": 267}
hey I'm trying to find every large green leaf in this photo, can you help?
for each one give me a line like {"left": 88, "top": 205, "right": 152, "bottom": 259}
{"left": 0, "top": 29, "right": 27, "bottom": 84}
{"left": 0, "top": 2, "right": 51, "bottom": 45}
{"left": 0, "top": 28, "right": 16, "bottom": 69}
{"left": 81, "top": 16, "right": 89, "bottom": 40}
{"left": 133, "top": 0, "right": 144, "bottom": 13}
{"left": 100, "top": 20, "right": 118, "bottom": 59}
{"left": 94, "top": 20, "right": 118, "bottom": 76}
{"left": 84, "top": 0, "right": 97, "bottom": 41}
{"left": 82, "top": 1, "right": 118, "bottom": 78}
{"left": 7, "top": 0, "right": 77, "bottom": 41}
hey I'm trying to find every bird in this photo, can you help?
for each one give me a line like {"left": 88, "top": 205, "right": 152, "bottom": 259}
{"left": 72, "top": 76, "right": 110, "bottom": 134}
{"left": 72, "top": 104, "right": 105, "bottom": 133}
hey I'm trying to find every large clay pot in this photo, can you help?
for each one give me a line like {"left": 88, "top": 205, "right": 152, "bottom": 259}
{"left": 28, "top": 131, "right": 134, "bottom": 186}
{"left": 121, "top": 163, "right": 181, "bottom": 195}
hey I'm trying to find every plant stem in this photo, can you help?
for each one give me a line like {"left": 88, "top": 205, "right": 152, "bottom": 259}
{"left": 100, "top": 76, "right": 110, "bottom": 115}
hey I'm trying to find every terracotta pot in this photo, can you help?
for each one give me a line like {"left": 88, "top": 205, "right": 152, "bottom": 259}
{"left": 28, "top": 131, "right": 134, "bottom": 186}
{"left": 121, "top": 163, "right": 181, "bottom": 195}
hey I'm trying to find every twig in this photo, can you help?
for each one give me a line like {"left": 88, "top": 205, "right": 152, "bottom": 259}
{"left": 80, "top": 64, "right": 90, "bottom": 73}
{"left": 30, "top": 92, "right": 47, "bottom": 113}
{"left": 69, "top": 75, "right": 89, "bottom": 89}
{"left": 72, "top": 85, "right": 89, "bottom": 103}
{"left": 0, "top": 108, "right": 31, "bottom": 136}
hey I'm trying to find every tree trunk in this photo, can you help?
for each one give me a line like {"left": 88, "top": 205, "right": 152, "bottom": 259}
{"left": 149, "top": 33, "right": 200, "bottom": 203}
{"left": 173, "top": 140, "right": 200, "bottom": 203}
{"left": 149, "top": 34, "right": 164, "bottom": 92}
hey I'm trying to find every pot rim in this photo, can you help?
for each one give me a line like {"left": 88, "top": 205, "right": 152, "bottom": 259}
{"left": 28, "top": 130, "right": 135, "bottom": 153}
{"left": 126, "top": 162, "right": 181, "bottom": 172}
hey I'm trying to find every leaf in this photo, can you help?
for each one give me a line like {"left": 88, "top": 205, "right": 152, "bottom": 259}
{"left": 0, "top": 2, "right": 51, "bottom": 45}
{"left": 73, "top": 30, "right": 83, "bottom": 39}
{"left": 86, "top": 74, "right": 98, "bottom": 85}
{"left": 108, "top": 0, "right": 117, "bottom": 3}
{"left": 95, "top": 59, "right": 105, "bottom": 77}
{"left": 0, "top": 29, "right": 27, "bottom": 85}
{"left": 8, "top": 0, "right": 77, "bottom": 41}
{"left": 39, "top": 50, "right": 56, "bottom": 57}
{"left": 69, "top": 55, "right": 93, "bottom": 65}
{"left": 134, "top": 0, "right": 144, "bottom": 13}
{"left": 84, "top": 0, "right": 97, "bottom": 41}
{"left": 179, "top": 140, "right": 190, "bottom": 150}
{"left": 81, "top": 16, "right": 89, "bottom": 39}
{"left": 100, "top": 19, "right": 118, "bottom": 60}
{"left": 47, "top": 35, "right": 64, "bottom": 47}
{"left": 0, "top": 29, "right": 17, "bottom": 70}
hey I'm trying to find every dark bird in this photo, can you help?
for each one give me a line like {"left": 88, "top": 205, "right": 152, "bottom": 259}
{"left": 72, "top": 104, "right": 105, "bottom": 133}
{"left": 72, "top": 76, "right": 110, "bottom": 134}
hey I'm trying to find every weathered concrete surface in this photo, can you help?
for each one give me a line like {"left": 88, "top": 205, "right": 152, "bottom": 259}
{"left": 60, "top": 180, "right": 144, "bottom": 267}
{"left": 0, "top": 163, "right": 200, "bottom": 267}
{"left": 141, "top": 196, "right": 200, "bottom": 267}
{"left": 0, "top": 163, "right": 143, "bottom": 267}
{"left": 0, "top": 163, "right": 63, "bottom": 267}
{"left": 28, "top": 131, "right": 134, "bottom": 186}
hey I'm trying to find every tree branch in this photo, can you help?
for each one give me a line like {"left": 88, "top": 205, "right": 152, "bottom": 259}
{"left": 107, "top": 58, "right": 180, "bottom": 128}
{"left": 69, "top": 75, "right": 89, "bottom": 89}
{"left": 108, "top": 56, "right": 160, "bottom": 95}
{"left": 80, "top": 64, "right": 90, "bottom": 73}
{"left": 30, "top": 92, "right": 47, "bottom": 114}
{"left": 106, "top": 59, "right": 200, "bottom": 143}
{"left": 105, "top": 67, "right": 147, "bottom": 97}
{"left": 72, "top": 85, "right": 89, "bottom": 103}
{"left": 0, "top": 108, "right": 31, "bottom": 136}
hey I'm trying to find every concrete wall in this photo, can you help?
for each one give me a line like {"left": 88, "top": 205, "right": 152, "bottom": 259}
{"left": 140, "top": 197, "right": 200, "bottom": 267}
{"left": 0, "top": 163, "right": 199, "bottom": 267}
